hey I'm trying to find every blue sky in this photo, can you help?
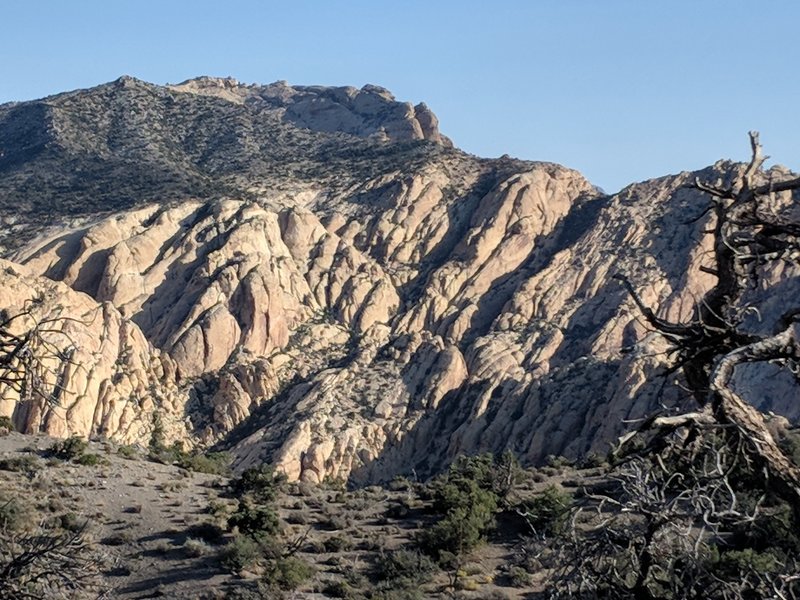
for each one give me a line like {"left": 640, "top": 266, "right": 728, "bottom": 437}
{"left": 2, "top": 1, "right": 798, "bottom": 192}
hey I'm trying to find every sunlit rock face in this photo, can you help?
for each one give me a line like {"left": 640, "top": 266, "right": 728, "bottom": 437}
{"left": 1, "top": 77, "right": 797, "bottom": 482}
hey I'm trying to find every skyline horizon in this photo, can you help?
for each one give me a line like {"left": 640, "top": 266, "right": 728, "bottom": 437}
{"left": 0, "top": 72, "right": 786, "bottom": 195}
{"left": 3, "top": 1, "right": 798, "bottom": 192}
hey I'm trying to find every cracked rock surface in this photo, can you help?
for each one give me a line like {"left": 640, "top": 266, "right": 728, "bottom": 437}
{"left": 1, "top": 78, "right": 797, "bottom": 482}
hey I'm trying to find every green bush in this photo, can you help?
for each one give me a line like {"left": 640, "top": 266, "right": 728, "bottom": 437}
{"left": 373, "top": 548, "right": 437, "bottom": 586}
{"left": 417, "top": 454, "right": 507, "bottom": 560}
{"left": 148, "top": 431, "right": 231, "bottom": 475}
{"left": 508, "top": 565, "right": 532, "bottom": 587}
{"left": 186, "top": 521, "right": 225, "bottom": 544}
{"left": 183, "top": 537, "right": 213, "bottom": 557}
{"left": 420, "top": 496, "right": 496, "bottom": 558}
{"left": 228, "top": 498, "right": 280, "bottom": 538}
{"left": 516, "top": 485, "right": 572, "bottom": 536}
{"left": 263, "top": 556, "right": 314, "bottom": 591}
{"left": 322, "top": 580, "right": 359, "bottom": 599}
{"left": 388, "top": 476, "right": 413, "bottom": 491}
{"left": 178, "top": 451, "right": 231, "bottom": 475}
{"left": 323, "top": 534, "right": 353, "bottom": 553}
{"left": 0, "top": 454, "right": 40, "bottom": 475}
{"left": 75, "top": 453, "right": 104, "bottom": 466}
{"left": 117, "top": 444, "right": 138, "bottom": 459}
{"left": 712, "top": 547, "right": 781, "bottom": 578}
{"left": 147, "top": 440, "right": 185, "bottom": 464}
{"left": 545, "top": 454, "right": 573, "bottom": 469}
{"left": 0, "top": 415, "right": 14, "bottom": 431}
{"left": 424, "top": 481, "right": 497, "bottom": 555}
{"left": 219, "top": 535, "right": 261, "bottom": 573}
{"left": 231, "top": 464, "right": 285, "bottom": 502}
{"left": 47, "top": 436, "right": 88, "bottom": 461}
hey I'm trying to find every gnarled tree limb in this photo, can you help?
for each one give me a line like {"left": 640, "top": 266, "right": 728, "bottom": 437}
{"left": 615, "top": 132, "right": 800, "bottom": 512}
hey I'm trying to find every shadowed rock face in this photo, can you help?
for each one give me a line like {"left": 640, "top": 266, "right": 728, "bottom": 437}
{"left": 1, "top": 78, "right": 798, "bottom": 483}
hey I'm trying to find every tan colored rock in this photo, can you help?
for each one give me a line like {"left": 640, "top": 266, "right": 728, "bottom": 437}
{"left": 0, "top": 260, "right": 186, "bottom": 446}
{"left": 4, "top": 135, "right": 797, "bottom": 485}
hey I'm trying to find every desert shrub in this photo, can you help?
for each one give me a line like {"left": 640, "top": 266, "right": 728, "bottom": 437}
{"left": 263, "top": 556, "right": 314, "bottom": 591}
{"left": 75, "top": 452, "right": 104, "bottom": 466}
{"left": 322, "top": 476, "right": 347, "bottom": 491}
{"left": 306, "top": 539, "right": 327, "bottom": 554}
{"left": 323, "top": 534, "right": 353, "bottom": 553}
{"left": 231, "top": 464, "right": 285, "bottom": 502}
{"left": 183, "top": 537, "right": 213, "bottom": 557}
{"left": 373, "top": 548, "right": 437, "bottom": 586}
{"left": 420, "top": 477, "right": 497, "bottom": 559}
{"left": 147, "top": 439, "right": 185, "bottom": 464}
{"left": 385, "top": 499, "right": 414, "bottom": 519}
{"left": 0, "top": 416, "right": 14, "bottom": 431}
{"left": 417, "top": 454, "right": 517, "bottom": 560}
{"left": 516, "top": 485, "right": 572, "bottom": 536}
{"left": 322, "top": 580, "right": 360, "bottom": 599}
{"left": 286, "top": 510, "right": 309, "bottom": 525}
{"left": 186, "top": 521, "right": 225, "bottom": 544}
{"left": 320, "top": 513, "right": 351, "bottom": 531}
{"left": 148, "top": 429, "right": 231, "bottom": 474}
{"left": 178, "top": 451, "right": 231, "bottom": 475}
{"left": 545, "top": 454, "right": 573, "bottom": 469}
{"left": 206, "top": 499, "right": 230, "bottom": 516}
{"left": 420, "top": 498, "right": 496, "bottom": 559}
{"left": 388, "top": 475, "right": 413, "bottom": 492}
{"left": 579, "top": 452, "right": 607, "bottom": 469}
{"left": 455, "top": 578, "right": 479, "bottom": 591}
{"left": 508, "top": 565, "right": 532, "bottom": 587}
{"left": 426, "top": 452, "right": 525, "bottom": 507}
{"left": 101, "top": 531, "right": 133, "bottom": 546}
{"left": 117, "top": 444, "right": 138, "bottom": 459}
{"left": 228, "top": 498, "right": 280, "bottom": 538}
{"left": 58, "top": 512, "right": 86, "bottom": 533}
{"left": 47, "top": 436, "right": 88, "bottom": 461}
{"left": 220, "top": 535, "right": 261, "bottom": 573}
{"left": 0, "top": 496, "right": 29, "bottom": 531}
{"left": 148, "top": 413, "right": 168, "bottom": 452}
{"left": 0, "top": 454, "right": 40, "bottom": 475}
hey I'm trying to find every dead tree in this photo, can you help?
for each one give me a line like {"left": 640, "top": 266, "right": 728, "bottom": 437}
{"left": 0, "top": 296, "right": 84, "bottom": 426}
{"left": 0, "top": 520, "right": 107, "bottom": 599}
{"left": 547, "top": 433, "right": 800, "bottom": 599}
{"left": 614, "top": 132, "right": 800, "bottom": 510}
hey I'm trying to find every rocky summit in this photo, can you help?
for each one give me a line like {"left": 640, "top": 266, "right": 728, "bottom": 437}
{"left": 0, "top": 76, "right": 798, "bottom": 484}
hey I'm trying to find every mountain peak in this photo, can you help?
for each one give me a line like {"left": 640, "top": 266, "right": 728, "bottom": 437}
{"left": 0, "top": 76, "right": 454, "bottom": 228}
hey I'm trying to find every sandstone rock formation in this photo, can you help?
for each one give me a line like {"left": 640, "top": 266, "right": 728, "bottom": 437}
{"left": 1, "top": 78, "right": 797, "bottom": 483}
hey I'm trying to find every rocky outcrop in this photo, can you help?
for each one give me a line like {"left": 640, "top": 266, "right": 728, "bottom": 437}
{"left": 168, "top": 77, "right": 451, "bottom": 146}
{"left": 1, "top": 79, "right": 798, "bottom": 483}
{"left": 0, "top": 260, "right": 186, "bottom": 445}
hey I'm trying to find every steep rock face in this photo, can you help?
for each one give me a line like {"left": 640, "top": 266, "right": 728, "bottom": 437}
{"left": 16, "top": 197, "right": 401, "bottom": 381}
{"left": 10, "top": 157, "right": 596, "bottom": 481}
{"left": 0, "top": 260, "right": 186, "bottom": 444}
{"left": 1, "top": 78, "right": 798, "bottom": 483}
{"left": 167, "top": 77, "right": 451, "bottom": 146}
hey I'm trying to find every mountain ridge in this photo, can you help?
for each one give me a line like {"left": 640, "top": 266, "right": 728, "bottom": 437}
{"left": 0, "top": 78, "right": 797, "bottom": 484}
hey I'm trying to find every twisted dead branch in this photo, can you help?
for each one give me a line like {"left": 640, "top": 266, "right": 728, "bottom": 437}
{"left": 613, "top": 132, "right": 800, "bottom": 512}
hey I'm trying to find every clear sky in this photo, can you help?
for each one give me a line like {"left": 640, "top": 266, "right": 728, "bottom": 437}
{"left": 2, "top": 1, "right": 798, "bottom": 192}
